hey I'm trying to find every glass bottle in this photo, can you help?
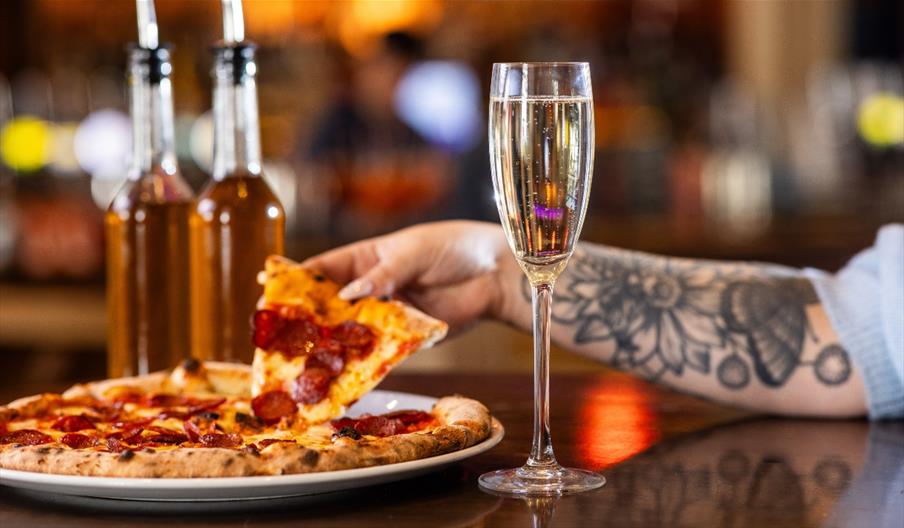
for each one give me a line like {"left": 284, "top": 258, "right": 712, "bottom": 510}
{"left": 190, "top": 43, "right": 285, "bottom": 363}
{"left": 106, "top": 46, "right": 194, "bottom": 377}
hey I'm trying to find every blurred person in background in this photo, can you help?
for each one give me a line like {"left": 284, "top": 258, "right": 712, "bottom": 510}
{"left": 305, "top": 32, "right": 452, "bottom": 240}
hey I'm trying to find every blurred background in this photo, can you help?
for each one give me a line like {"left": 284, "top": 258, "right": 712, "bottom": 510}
{"left": 0, "top": 0, "right": 901, "bottom": 386}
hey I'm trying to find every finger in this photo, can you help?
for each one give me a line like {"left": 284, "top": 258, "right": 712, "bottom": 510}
{"left": 338, "top": 252, "right": 423, "bottom": 301}
{"left": 300, "top": 240, "right": 379, "bottom": 285}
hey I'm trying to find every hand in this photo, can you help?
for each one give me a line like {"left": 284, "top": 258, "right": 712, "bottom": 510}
{"left": 302, "top": 221, "right": 516, "bottom": 334}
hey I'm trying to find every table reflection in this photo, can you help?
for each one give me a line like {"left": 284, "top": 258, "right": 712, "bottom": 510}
{"left": 494, "top": 418, "right": 902, "bottom": 528}
{"left": 0, "top": 417, "right": 900, "bottom": 528}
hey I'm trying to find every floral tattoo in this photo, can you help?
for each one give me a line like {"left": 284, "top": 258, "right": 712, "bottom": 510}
{"left": 534, "top": 249, "right": 852, "bottom": 389}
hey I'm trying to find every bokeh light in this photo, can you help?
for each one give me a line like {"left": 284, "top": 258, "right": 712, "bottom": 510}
{"left": 394, "top": 61, "right": 481, "bottom": 152}
{"left": 189, "top": 110, "right": 214, "bottom": 174}
{"left": 73, "top": 109, "right": 131, "bottom": 179}
{"left": 337, "top": 0, "right": 442, "bottom": 57}
{"left": 0, "top": 116, "right": 51, "bottom": 172}
{"left": 50, "top": 122, "right": 81, "bottom": 175}
{"left": 857, "top": 92, "right": 904, "bottom": 147}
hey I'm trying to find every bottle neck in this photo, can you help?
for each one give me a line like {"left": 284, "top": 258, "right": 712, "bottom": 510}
{"left": 212, "top": 46, "right": 262, "bottom": 180}
{"left": 128, "top": 48, "right": 178, "bottom": 178}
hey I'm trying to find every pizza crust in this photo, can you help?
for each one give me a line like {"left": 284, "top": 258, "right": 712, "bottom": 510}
{"left": 61, "top": 361, "right": 252, "bottom": 402}
{"left": 0, "top": 396, "right": 491, "bottom": 478}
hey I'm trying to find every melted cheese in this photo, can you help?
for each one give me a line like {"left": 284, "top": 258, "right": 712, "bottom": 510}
{"left": 5, "top": 395, "right": 338, "bottom": 452}
{"left": 251, "top": 255, "right": 440, "bottom": 425}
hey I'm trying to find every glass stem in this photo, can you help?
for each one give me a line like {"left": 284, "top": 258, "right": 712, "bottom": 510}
{"left": 527, "top": 281, "right": 558, "bottom": 469}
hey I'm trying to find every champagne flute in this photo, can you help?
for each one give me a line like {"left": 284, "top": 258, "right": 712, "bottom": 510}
{"left": 480, "top": 62, "right": 604, "bottom": 495}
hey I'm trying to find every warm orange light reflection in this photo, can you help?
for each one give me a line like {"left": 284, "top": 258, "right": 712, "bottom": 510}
{"left": 577, "top": 376, "right": 659, "bottom": 468}
{"left": 245, "top": 0, "right": 298, "bottom": 37}
{"left": 335, "top": 0, "right": 443, "bottom": 58}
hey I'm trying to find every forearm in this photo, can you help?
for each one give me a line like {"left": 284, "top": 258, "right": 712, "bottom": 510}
{"left": 495, "top": 243, "right": 866, "bottom": 417}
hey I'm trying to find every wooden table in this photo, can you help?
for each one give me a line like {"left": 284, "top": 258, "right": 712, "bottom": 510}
{"left": 1, "top": 372, "right": 901, "bottom": 528}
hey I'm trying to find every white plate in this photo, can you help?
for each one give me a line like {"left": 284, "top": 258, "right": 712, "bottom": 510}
{"left": 0, "top": 390, "right": 504, "bottom": 502}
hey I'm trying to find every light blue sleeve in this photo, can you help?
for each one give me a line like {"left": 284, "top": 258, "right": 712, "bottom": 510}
{"left": 804, "top": 224, "right": 904, "bottom": 420}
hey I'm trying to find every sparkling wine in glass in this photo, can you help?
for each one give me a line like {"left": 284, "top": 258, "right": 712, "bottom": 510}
{"left": 480, "top": 62, "right": 604, "bottom": 495}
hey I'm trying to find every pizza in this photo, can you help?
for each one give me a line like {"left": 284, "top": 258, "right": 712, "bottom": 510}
{"left": 251, "top": 256, "right": 449, "bottom": 425}
{"left": 0, "top": 360, "right": 492, "bottom": 477}
{"left": 0, "top": 258, "right": 492, "bottom": 477}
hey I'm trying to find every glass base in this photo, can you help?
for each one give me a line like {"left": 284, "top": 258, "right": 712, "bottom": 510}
{"left": 478, "top": 464, "right": 605, "bottom": 496}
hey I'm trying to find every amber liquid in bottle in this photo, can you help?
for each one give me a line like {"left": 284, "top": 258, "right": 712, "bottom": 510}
{"left": 190, "top": 43, "right": 285, "bottom": 363}
{"left": 106, "top": 180, "right": 192, "bottom": 377}
{"left": 106, "top": 46, "right": 193, "bottom": 377}
{"left": 190, "top": 171, "right": 284, "bottom": 362}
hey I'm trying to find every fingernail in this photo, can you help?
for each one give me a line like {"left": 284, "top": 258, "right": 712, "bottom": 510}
{"left": 339, "top": 279, "right": 373, "bottom": 301}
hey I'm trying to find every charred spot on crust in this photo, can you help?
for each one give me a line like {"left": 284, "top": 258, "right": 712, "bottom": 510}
{"left": 333, "top": 426, "right": 362, "bottom": 441}
{"left": 241, "top": 445, "right": 261, "bottom": 457}
{"left": 377, "top": 295, "right": 391, "bottom": 302}
{"left": 118, "top": 449, "right": 135, "bottom": 461}
{"left": 301, "top": 449, "right": 320, "bottom": 467}
{"left": 181, "top": 357, "right": 201, "bottom": 373}
{"left": 36, "top": 447, "right": 51, "bottom": 454}
{"left": 235, "top": 412, "right": 263, "bottom": 429}
{"left": 144, "top": 448, "right": 156, "bottom": 453}
{"left": 313, "top": 274, "right": 325, "bottom": 282}
{"left": 224, "top": 458, "right": 234, "bottom": 467}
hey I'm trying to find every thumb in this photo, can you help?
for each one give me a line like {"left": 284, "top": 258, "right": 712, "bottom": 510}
{"left": 337, "top": 254, "right": 421, "bottom": 301}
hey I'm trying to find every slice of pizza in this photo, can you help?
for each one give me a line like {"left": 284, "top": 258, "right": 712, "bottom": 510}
{"left": 250, "top": 256, "right": 448, "bottom": 426}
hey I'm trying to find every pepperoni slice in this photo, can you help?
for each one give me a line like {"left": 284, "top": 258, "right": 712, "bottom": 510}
{"left": 182, "top": 420, "right": 202, "bottom": 442}
{"left": 383, "top": 410, "right": 434, "bottom": 425}
{"left": 253, "top": 309, "right": 322, "bottom": 356}
{"left": 145, "top": 393, "right": 190, "bottom": 408}
{"left": 199, "top": 433, "right": 242, "bottom": 448}
{"left": 292, "top": 368, "right": 332, "bottom": 405}
{"left": 279, "top": 319, "right": 322, "bottom": 356}
{"left": 156, "top": 409, "right": 189, "bottom": 420}
{"left": 107, "top": 427, "right": 144, "bottom": 445}
{"left": 187, "top": 397, "right": 226, "bottom": 415}
{"left": 331, "top": 321, "right": 376, "bottom": 359}
{"left": 61, "top": 433, "right": 97, "bottom": 449}
{"left": 0, "top": 422, "right": 8, "bottom": 436}
{"left": 90, "top": 406, "right": 121, "bottom": 424}
{"left": 146, "top": 426, "right": 183, "bottom": 435}
{"left": 331, "top": 410, "right": 435, "bottom": 437}
{"left": 354, "top": 416, "right": 404, "bottom": 437}
{"left": 257, "top": 438, "right": 296, "bottom": 449}
{"left": 112, "top": 417, "right": 154, "bottom": 430}
{"left": 0, "top": 429, "right": 53, "bottom": 445}
{"left": 306, "top": 345, "right": 345, "bottom": 376}
{"left": 252, "top": 309, "right": 286, "bottom": 349}
{"left": 251, "top": 390, "right": 297, "bottom": 424}
{"left": 106, "top": 437, "right": 125, "bottom": 452}
{"left": 51, "top": 415, "right": 96, "bottom": 432}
